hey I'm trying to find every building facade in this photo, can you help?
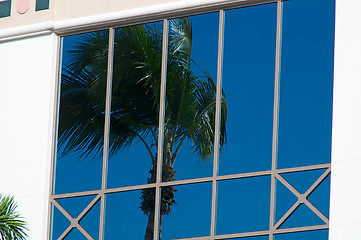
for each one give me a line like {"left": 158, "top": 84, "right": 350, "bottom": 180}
{"left": 0, "top": 0, "right": 359, "bottom": 239}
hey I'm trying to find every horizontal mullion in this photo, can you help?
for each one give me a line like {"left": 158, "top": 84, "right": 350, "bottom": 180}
{"left": 276, "top": 163, "right": 330, "bottom": 174}
{"left": 217, "top": 170, "right": 272, "bottom": 181}
{"left": 214, "top": 230, "right": 269, "bottom": 239}
{"left": 52, "top": 163, "right": 331, "bottom": 198}
{"left": 52, "top": 190, "right": 101, "bottom": 199}
{"left": 105, "top": 183, "right": 157, "bottom": 193}
{"left": 168, "top": 230, "right": 269, "bottom": 240}
{"left": 171, "top": 236, "right": 210, "bottom": 240}
{"left": 168, "top": 224, "right": 329, "bottom": 240}
{"left": 159, "top": 177, "right": 213, "bottom": 187}
{"left": 274, "top": 224, "right": 329, "bottom": 234}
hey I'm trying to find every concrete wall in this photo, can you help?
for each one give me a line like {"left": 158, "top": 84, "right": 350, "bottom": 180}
{"left": 329, "top": 0, "right": 361, "bottom": 239}
{"left": 0, "top": 34, "right": 58, "bottom": 240}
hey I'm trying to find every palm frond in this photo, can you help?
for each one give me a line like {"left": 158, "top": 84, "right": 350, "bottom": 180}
{"left": 58, "top": 17, "right": 227, "bottom": 165}
{"left": 0, "top": 195, "right": 28, "bottom": 240}
{"left": 58, "top": 24, "right": 163, "bottom": 158}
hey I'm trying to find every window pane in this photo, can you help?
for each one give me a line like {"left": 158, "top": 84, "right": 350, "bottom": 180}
{"left": 0, "top": 1, "right": 11, "bottom": 18}
{"left": 79, "top": 200, "right": 100, "bottom": 240}
{"left": 64, "top": 228, "right": 87, "bottom": 240}
{"left": 104, "top": 189, "right": 155, "bottom": 239}
{"left": 107, "top": 22, "right": 162, "bottom": 188}
{"left": 219, "top": 3, "right": 276, "bottom": 175}
{"left": 52, "top": 196, "right": 100, "bottom": 239}
{"left": 163, "top": 12, "right": 219, "bottom": 182}
{"left": 279, "top": 169, "right": 326, "bottom": 194}
{"left": 55, "top": 30, "right": 109, "bottom": 194}
{"left": 308, "top": 174, "right": 330, "bottom": 218}
{"left": 51, "top": 204, "right": 70, "bottom": 240}
{"left": 56, "top": 195, "right": 97, "bottom": 219}
{"left": 279, "top": 203, "right": 325, "bottom": 229}
{"left": 36, "top": 0, "right": 49, "bottom": 11}
{"left": 274, "top": 229, "right": 328, "bottom": 240}
{"left": 216, "top": 176, "right": 271, "bottom": 234}
{"left": 275, "top": 179, "right": 297, "bottom": 225}
{"left": 275, "top": 170, "right": 329, "bottom": 229}
{"left": 161, "top": 182, "right": 212, "bottom": 239}
{"left": 277, "top": 0, "right": 334, "bottom": 168}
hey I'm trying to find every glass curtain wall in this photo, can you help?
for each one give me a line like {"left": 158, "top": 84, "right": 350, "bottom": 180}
{"left": 50, "top": 0, "right": 335, "bottom": 239}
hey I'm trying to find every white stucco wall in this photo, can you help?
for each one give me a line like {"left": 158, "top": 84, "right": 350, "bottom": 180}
{"left": 0, "top": 34, "right": 58, "bottom": 240}
{"left": 329, "top": 0, "right": 361, "bottom": 239}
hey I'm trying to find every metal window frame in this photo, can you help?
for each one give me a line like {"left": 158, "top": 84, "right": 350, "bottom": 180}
{"left": 48, "top": 0, "right": 332, "bottom": 239}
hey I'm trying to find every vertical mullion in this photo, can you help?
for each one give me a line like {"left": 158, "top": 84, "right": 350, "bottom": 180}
{"left": 269, "top": 1, "right": 283, "bottom": 240}
{"left": 99, "top": 28, "right": 115, "bottom": 240}
{"left": 154, "top": 19, "right": 169, "bottom": 240}
{"left": 210, "top": 10, "right": 225, "bottom": 239}
{"left": 47, "top": 35, "right": 63, "bottom": 240}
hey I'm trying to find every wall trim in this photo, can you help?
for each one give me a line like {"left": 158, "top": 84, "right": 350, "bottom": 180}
{"left": 0, "top": 21, "right": 53, "bottom": 42}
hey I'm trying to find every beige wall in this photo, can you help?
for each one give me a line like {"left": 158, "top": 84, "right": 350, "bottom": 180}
{"left": 53, "top": 0, "right": 180, "bottom": 21}
{"left": 0, "top": 0, "right": 53, "bottom": 30}
{"left": 0, "top": 0, "right": 181, "bottom": 30}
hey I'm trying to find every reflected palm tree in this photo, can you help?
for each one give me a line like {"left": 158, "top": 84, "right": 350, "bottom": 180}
{"left": 0, "top": 195, "right": 28, "bottom": 240}
{"left": 58, "top": 18, "right": 227, "bottom": 239}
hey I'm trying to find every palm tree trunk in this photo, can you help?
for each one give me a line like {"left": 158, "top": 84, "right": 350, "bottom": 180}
{"left": 144, "top": 211, "right": 164, "bottom": 240}
{"left": 144, "top": 212, "right": 155, "bottom": 240}
{"left": 141, "top": 158, "right": 176, "bottom": 240}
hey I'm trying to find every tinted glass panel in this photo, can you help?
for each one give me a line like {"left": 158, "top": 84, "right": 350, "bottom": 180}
{"left": 275, "top": 179, "right": 298, "bottom": 224}
{"left": 279, "top": 204, "right": 325, "bottom": 229}
{"left": 163, "top": 13, "right": 218, "bottom": 181}
{"left": 280, "top": 169, "right": 325, "bottom": 194}
{"left": 308, "top": 174, "right": 330, "bottom": 218}
{"left": 275, "top": 229, "right": 329, "bottom": 240}
{"left": 161, "top": 182, "right": 212, "bottom": 239}
{"left": 56, "top": 195, "right": 96, "bottom": 219}
{"left": 52, "top": 196, "right": 100, "bottom": 239}
{"left": 64, "top": 228, "right": 87, "bottom": 240}
{"left": 79, "top": 200, "right": 101, "bottom": 239}
{"left": 216, "top": 176, "right": 271, "bottom": 234}
{"left": 51, "top": 204, "right": 70, "bottom": 240}
{"left": 219, "top": 3, "right": 276, "bottom": 175}
{"left": 104, "top": 189, "right": 155, "bottom": 239}
{"left": 107, "top": 22, "right": 162, "bottom": 188}
{"left": 55, "top": 30, "right": 109, "bottom": 194}
{"left": 277, "top": 0, "right": 334, "bottom": 168}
